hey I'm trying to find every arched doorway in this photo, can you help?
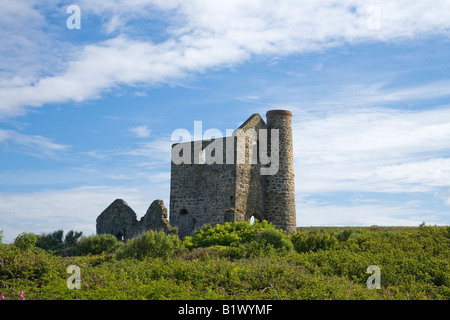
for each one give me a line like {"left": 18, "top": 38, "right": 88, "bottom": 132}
{"left": 249, "top": 213, "right": 263, "bottom": 225}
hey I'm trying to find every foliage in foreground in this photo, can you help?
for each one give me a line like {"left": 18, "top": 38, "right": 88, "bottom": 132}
{"left": 0, "top": 224, "right": 449, "bottom": 300}
{"left": 116, "top": 230, "right": 183, "bottom": 260}
{"left": 184, "top": 220, "right": 293, "bottom": 252}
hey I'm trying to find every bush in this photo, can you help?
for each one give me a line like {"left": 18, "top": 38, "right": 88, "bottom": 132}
{"left": 36, "top": 230, "right": 64, "bottom": 252}
{"left": 336, "top": 228, "right": 364, "bottom": 242}
{"left": 14, "top": 232, "right": 38, "bottom": 250}
{"left": 64, "top": 230, "right": 83, "bottom": 248}
{"left": 75, "top": 234, "right": 120, "bottom": 256}
{"left": 185, "top": 220, "right": 279, "bottom": 249}
{"left": 176, "top": 247, "right": 220, "bottom": 261}
{"left": 337, "top": 229, "right": 353, "bottom": 242}
{"left": 116, "top": 230, "right": 182, "bottom": 260}
{"left": 217, "top": 241, "right": 278, "bottom": 259}
{"left": 291, "top": 231, "right": 338, "bottom": 253}
{"left": 256, "top": 228, "right": 294, "bottom": 251}
{"left": 0, "top": 230, "right": 3, "bottom": 244}
{"left": 35, "top": 230, "right": 83, "bottom": 255}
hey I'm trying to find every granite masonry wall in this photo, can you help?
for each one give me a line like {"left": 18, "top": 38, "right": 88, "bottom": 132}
{"left": 97, "top": 110, "right": 296, "bottom": 240}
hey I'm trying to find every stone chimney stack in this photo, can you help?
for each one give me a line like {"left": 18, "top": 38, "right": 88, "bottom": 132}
{"left": 264, "top": 110, "right": 296, "bottom": 233}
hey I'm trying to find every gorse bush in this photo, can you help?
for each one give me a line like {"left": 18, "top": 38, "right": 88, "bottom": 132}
{"left": 184, "top": 220, "right": 286, "bottom": 249}
{"left": 64, "top": 230, "right": 83, "bottom": 248}
{"left": 36, "top": 230, "right": 65, "bottom": 252}
{"left": 255, "top": 228, "right": 294, "bottom": 251}
{"left": 37, "top": 229, "right": 83, "bottom": 251}
{"left": 291, "top": 231, "right": 338, "bottom": 253}
{"left": 24, "top": 229, "right": 84, "bottom": 256}
{"left": 75, "top": 234, "right": 120, "bottom": 256}
{"left": 116, "top": 230, "right": 182, "bottom": 260}
{"left": 14, "top": 232, "right": 38, "bottom": 251}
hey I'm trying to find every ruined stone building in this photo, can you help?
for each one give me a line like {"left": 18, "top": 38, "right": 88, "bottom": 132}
{"left": 97, "top": 110, "right": 296, "bottom": 240}
{"left": 96, "top": 199, "right": 172, "bottom": 241}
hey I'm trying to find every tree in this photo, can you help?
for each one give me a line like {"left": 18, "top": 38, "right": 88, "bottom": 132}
{"left": 64, "top": 230, "right": 83, "bottom": 247}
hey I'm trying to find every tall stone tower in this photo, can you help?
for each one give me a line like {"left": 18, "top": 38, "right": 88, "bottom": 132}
{"left": 264, "top": 110, "right": 297, "bottom": 233}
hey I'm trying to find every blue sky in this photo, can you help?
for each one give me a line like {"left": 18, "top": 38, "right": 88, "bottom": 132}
{"left": 1, "top": 0, "right": 450, "bottom": 242}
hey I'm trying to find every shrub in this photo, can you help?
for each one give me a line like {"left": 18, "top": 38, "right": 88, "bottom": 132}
{"left": 176, "top": 247, "right": 220, "bottom": 261}
{"left": 64, "top": 230, "right": 83, "bottom": 248}
{"left": 36, "top": 230, "right": 64, "bottom": 252}
{"left": 0, "top": 230, "right": 3, "bottom": 244}
{"left": 336, "top": 228, "right": 365, "bottom": 242}
{"left": 75, "top": 234, "right": 120, "bottom": 256}
{"left": 337, "top": 228, "right": 353, "bottom": 242}
{"left": 291, "top": 231, "right": 338, "bottom": 253}
{"left": 217, "top": 241, "right": 278, "bottom": 259}
{"left": 13, "top": 232, "right": 38, "bottom": 250}
{"left": 116, "top": 230, "right": 182, "bottom": 260}
{"left": 445, "top": 226, "right": 450, "bottom": 239}
{"left": 185, "top": 220, "right": 279, "bottom": 249}
{"left": 256, "top": 228, "right": 294, "bottom": 251}
{"left": 35, "top": 230, "right": 83, "bottom": 254}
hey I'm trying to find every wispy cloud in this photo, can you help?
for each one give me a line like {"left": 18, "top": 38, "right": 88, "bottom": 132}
{"left": 129, "top": 125, "right": 151, "bottom": 138}
{"left": 317, "top": 81, "right": 450, "bottom": 109}
{"left": 0, "top": 129, "right": 68, "bottom": 157}
{"left": 84, "top": 137, "right": 172, "bottom": 164}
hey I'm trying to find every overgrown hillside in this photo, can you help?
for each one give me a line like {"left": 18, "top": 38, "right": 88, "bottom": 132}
{"left": 0, "top": 222, "right": 449, "bottom": 300}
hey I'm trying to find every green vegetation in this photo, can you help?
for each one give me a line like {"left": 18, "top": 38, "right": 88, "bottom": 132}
{"left": 36, "top": 230, "right": 83, "bottom": 254}
{"left": 116, "top": 230, "right": 182, "bottom": 260}
{"left": 0, "top": 222, "right": 449, "bottom": 300}
{"left": 13, "top": 233, "right": 38, "bottom": 251}
{"left": 74, "top": 234, "right": 121, "bottom": 256}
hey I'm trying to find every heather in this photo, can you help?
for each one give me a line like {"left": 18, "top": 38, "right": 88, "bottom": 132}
{"left": 0, "top": 222, "right": 449, "bottom": 300}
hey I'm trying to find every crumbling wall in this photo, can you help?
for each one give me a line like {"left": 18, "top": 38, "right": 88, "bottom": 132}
{"left": 96, "top": 199, "right": 172, "bottom": 241}
{"left": 96, "top": 199, "right": 138, "bottom": 241}
{"left": 138, "top": 200, "right": 172, "bottom": 234}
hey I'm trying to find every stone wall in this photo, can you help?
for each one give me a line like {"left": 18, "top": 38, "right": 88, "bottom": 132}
{"left": 169, "top": 148, "right": 237, "bottom": 238}
{"left": 96, "top": 199, "right": 172, "bottom": 241}
{"left": 234, "top": 113, "right": 267, "bottom": 222}
{"left": 96, "top": 199, "right": 138, "bottom": 241}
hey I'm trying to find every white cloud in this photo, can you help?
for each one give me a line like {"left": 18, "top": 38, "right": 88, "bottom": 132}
{"left": 374, "top": 158, "right": 450, "bottom": 189}
{"left": 0, "top": 129, "right": 68, "bottom": 157}
{"left": 84, "top": 137, "right": 173, "bottom": 164}
{"left": 2, "top": 0, "right": 450, "bottom": 117}
{"left": 129, "top": 125, "right": 151, "bottom": 138}
{"left": 296, "top": 202, "right": 445, "bottom": 227}
{"left": 292, "top": 107, "right": 450, "bottom": 194}
{"left": 317, "top": 81, "right": 450, "bottom": 109}
{"left": 0, "top": 0, "right": 75, "bottom": 86}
